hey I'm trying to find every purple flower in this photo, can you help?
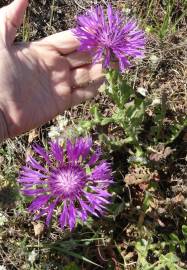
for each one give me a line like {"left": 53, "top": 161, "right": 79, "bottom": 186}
{"left": 73, "top": 5, "right": 145, "bottom": 71}
{"left": 18, "top": 138, "right": 113, "bottom": 230}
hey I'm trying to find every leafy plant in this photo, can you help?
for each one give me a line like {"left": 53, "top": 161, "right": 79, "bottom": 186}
{"left": 77, "top": 70, "right": 148, "bottom": 158}
{"left": 75, "top": 68, "right": 186, "bottom": 168}
{"left": 135, "top": 226, "right": 187, "bottom": 270}
{"left": 144, "top": 0, "right": 187, "bottom": 39}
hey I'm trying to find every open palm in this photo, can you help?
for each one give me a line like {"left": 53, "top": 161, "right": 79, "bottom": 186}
{"left": 0, "top": 0, "right": 103, "bottom": 139}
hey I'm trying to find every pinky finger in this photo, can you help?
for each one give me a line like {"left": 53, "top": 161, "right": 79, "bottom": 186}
{"left": 71, "top": 79, "right": 105, "bottom": 107}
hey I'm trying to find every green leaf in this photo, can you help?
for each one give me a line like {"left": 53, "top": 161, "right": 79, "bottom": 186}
{"left": 79, "top": 120, "right": 92, "bottom": 130}
{"left": 124, "top": 136, "right": 134, "bottom": 144}
{"left": 180, "top": 241, "right": 186, "bottom": 254}
{"left": 112, "top": 201, "right": 126, "bottom": 218}
{"left": 142, "top": 192, "right": 152, "bottom": 212}
{"left": 61, "top": 249, "right": 102, "bottom": 268}
{"left": 158, "top": 252, "right": 180, "bottom": 268}
{"left": 169, "top": 233, "right": 179, "bottom": 242}
{"left": 100, "top": 117, "right": 113, "bottom": 126}
{"left": 90, "top": 105, "right": 102, "bottom": 123}
{"left": 106, "top": 69, "right": 134, "bottom": 108}
{"left": 119, "top": 79, "right": 133, "bottom": 104}
{"left": 182, "top": 225, "right": 187, "bottom": 238}
{"left": 135, "top": 239, "right": 153, "bottom": 269}
{"left": 166, "top": 118, "right": 187, "bottom": 144}
{"left": 64, "top": 262, "right": 80, "bottom": 270}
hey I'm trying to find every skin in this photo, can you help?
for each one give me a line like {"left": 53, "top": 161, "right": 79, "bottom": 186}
{"left": 0, "top": 0, "right": 104, "bottom": 141}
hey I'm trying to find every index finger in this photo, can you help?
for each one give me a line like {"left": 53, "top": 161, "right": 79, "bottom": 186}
{"left": 40, "top": 29, "right": 80, "bottom": 54}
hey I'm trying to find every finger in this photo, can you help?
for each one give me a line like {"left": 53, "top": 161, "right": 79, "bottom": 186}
{"left": 3, "top": 0, "right": 28, "bottom": 45}
{"left": 41, "top": 30, "right": 80, "bottom": 54}
{"left": 7, "top": 0, "right": 28, "bottom": 28}
{"left": 66, "top": 51, "right": 92, "bottom": 69}
{"left": 71, "top": 79, "right": 104, "bottom": 107}
{"left": 71, "top": 63, "right": 104, "bottom": 88}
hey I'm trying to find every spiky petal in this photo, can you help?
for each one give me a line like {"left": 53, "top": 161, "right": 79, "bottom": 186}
{"left": 73, "top": 5, "right": 145, "bottom": 71}
{"left": 18, "top": 138, "right": 113, "bottom": 230}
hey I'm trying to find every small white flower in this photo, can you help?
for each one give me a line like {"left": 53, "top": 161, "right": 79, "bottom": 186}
{"left": 57, "top": 115, "right": 68, "bottom": 129}
{"left": 48, "top": 116, "right": 69, "bottom": 141}
{"left": 48, "top": 126, "right": 61, "bottom": 140}
{"left": 123, "top": 8, "right": 131, "bottom": 15}
{"left": 152, "top": 98, "right": 161, "bottom": 106}
{"left": 0, "top": 213, "right": 8, "bottom": 227}
{"left": 0, "top": 266, "right": 7, "bottom": 270}
{"left": 150, "top": 54, "right": 159, "bottom": 65}
{"left": 137, "top": 87, "right": 148, "bottom": 97}
{"left": 28, "top": 250, "right": 38, "bottom": 264}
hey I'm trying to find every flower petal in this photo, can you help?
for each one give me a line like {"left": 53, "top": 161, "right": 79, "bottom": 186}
{"left": 68, "top": 202, "right": 76, "bottom": 231}
{"left": 50, "top": 141, "right": 64, "bottom": 164}
{"left": 28, "top": 195, "right": 50, "bottom": 212}
{"left": 46, "top": 198, "right": 59, "bottom": 227}
{"left": 33, "top": 144, "right": 51, "bottom": 164}
{"left": 59, "top": 201, "right": 68, "bottom": 229}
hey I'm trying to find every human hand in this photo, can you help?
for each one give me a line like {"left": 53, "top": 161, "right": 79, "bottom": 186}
{"left": 0, "top": 0, "right": 103, "bottom": 141}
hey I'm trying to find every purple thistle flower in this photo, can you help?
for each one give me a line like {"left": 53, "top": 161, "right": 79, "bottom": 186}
{"left": 73, "top": 5, "right": 145, "bottom": 71}
{"left": 18, "top": 138, "right": 113, "bottom": 230}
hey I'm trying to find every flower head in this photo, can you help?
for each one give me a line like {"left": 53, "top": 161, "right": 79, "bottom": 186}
{"left": 18, "top": 138, "right": 112, "bottom": 230}
{"left": 73, "top": 5, "right": 145, "bottom": 71}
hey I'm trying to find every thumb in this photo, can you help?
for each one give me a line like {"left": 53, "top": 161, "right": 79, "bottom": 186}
{"left": 0, "top": 0, "right": 28, "bottom": 46}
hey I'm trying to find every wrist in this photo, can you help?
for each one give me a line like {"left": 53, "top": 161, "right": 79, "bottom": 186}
{"left": 0, "top": 108, "right": 9, "bottom": 142}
